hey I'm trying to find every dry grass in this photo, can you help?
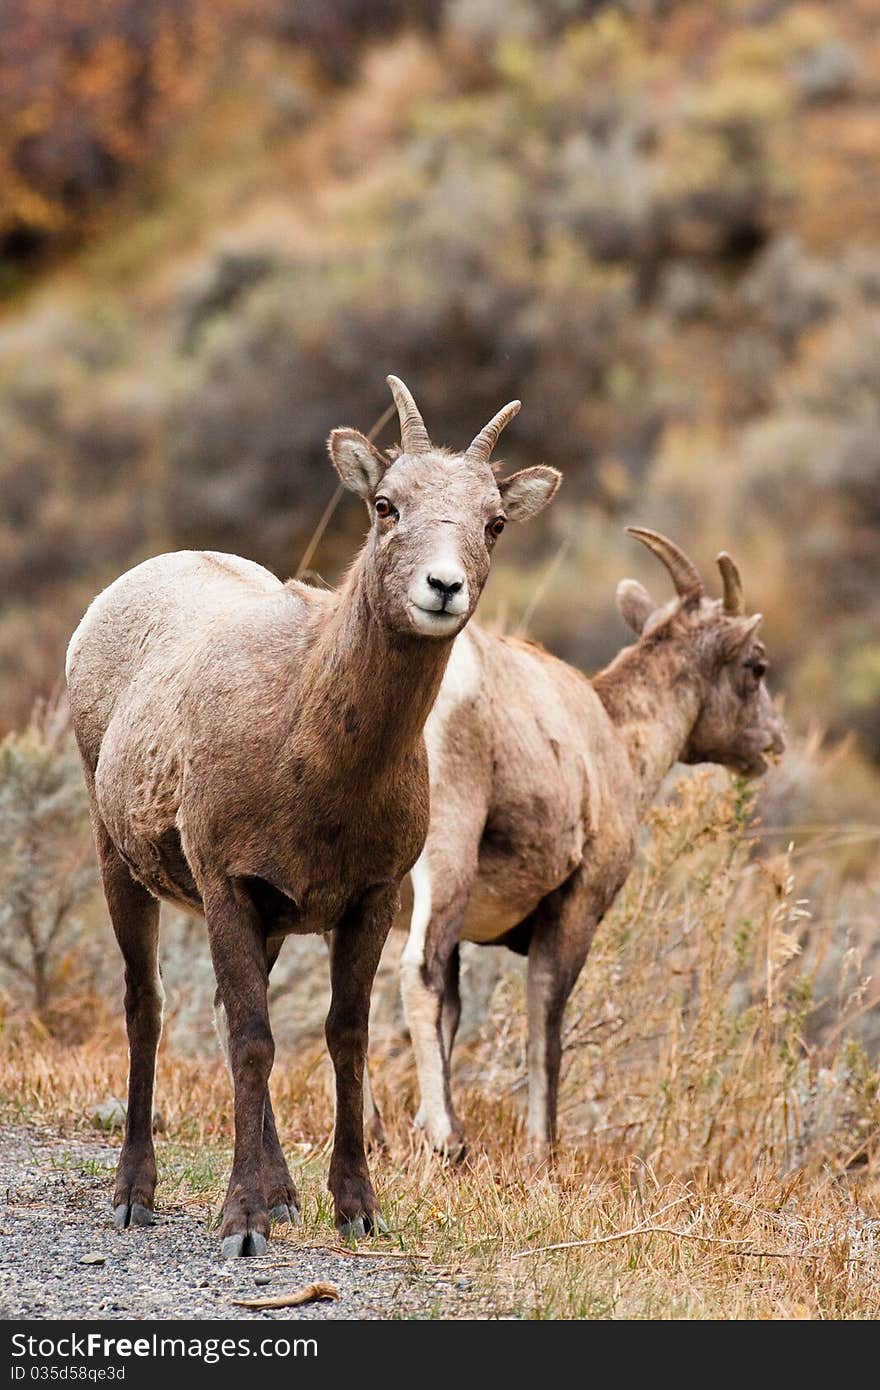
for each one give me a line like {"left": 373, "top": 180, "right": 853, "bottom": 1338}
{"left": 1, "top": 1040, "right": 878, "bottom": 1318}
{"left": 1, "top": 775, "right": 878, "bottom": 1319}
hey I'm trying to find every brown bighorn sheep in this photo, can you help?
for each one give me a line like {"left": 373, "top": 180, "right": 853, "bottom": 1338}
{"left": 388, "top": 529, "right": 785, "bottom": 1156}
{"left": 65, "top": 376, "right": 560, "bottom": 1254}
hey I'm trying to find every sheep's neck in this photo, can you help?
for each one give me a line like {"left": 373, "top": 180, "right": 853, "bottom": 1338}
{"left": 299, "top": 554, "right": 451, "bottom": 788}
{"left": 592, "top": 634, "right": 702, "bottom": 814}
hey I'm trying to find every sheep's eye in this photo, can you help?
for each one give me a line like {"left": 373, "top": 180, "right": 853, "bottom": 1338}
{"left": 487, "top": 516, "right": 506, "bottom": 540}
{"left": 375, "top": 496, "right": 396, "bottom": 519}
{"left": 750, "top": 660, "right": 767, "bottom": 680}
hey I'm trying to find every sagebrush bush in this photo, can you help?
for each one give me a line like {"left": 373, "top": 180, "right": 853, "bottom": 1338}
{"left": 0, "top": 695, "right": 102, "bottom": 1036}
{"left": 459, "top": 771, "right": 879, "bottom": 1178}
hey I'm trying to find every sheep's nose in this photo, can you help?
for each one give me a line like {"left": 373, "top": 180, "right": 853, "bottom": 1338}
{"left": 427, "top": 572, "right": 464, "bottom": 599}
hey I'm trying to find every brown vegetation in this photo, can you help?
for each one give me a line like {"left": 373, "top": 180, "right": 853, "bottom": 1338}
{"left": 0, "top": 694, "right": 101, "bottom": 1034}
{"left": 1, "top": 773, "right": 877, "bottom": 1316}
{"left": 0, "top": 1, "right": 878, "bottom": 785}
{"left": 0, "top": 1, "right": 877, "bottom": 1317}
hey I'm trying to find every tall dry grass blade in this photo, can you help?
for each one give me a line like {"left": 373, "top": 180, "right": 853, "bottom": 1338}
{"left": 295, "top": 401, "right": 396, "bottom": 579}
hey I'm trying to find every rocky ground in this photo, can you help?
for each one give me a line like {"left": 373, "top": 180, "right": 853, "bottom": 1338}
{"left": 0, "top": 1126, "right": 489, "bottom": 1321}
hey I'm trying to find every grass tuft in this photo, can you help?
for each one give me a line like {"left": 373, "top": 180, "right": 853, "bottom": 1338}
{"left": 1, "top": 775, "right": 877, "bottom": 1317}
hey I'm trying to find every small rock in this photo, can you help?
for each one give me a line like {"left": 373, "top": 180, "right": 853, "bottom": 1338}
{"left": 80, "top": 1253, "right": 105, "bottom": 1266}
{"left": 88, "top": 1097, "right": 164, "bottom": 1132}
{"left": 88, "top": 1099, "right": 126, "bottom": 1132}
{"left": 792, "top": 38, "right": 858, "bottom": 104}
{"left": 254, "top": 1275, "right": 271, "bottom": 1287}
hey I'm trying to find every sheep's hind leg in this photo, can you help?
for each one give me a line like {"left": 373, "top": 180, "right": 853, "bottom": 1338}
{"left": 441, "top": 944, "right": 462, "bottom": 1060}
{"left": 260, "top": 1096, "right": 300, "bottom": 1226}
{"left": 323, "top": 934, "right": 387, "bottom": 1151}
{"left": 362, "top": 1060, "right": 387, "bottom": 1150}
{"left": 94, "top": 819, "right": 163, "bottom": 1232}
{"left": 401, "top": 868, "right": 468, "bottom": 1160}
{"left": 260, "top": 936, "right": 301, "bottom": 1225}
{"left": 205, "top": 880, "right": 275, "bottom": 1257}
{"left": 213, "top": 982, "right": 300, "bottom": 1225}
{"left": 526, "top": 867, "right": 597, "bottom": 1158}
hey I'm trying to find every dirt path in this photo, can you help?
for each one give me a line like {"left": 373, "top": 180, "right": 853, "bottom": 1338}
{"left": 0, "top": 1125, "right": 486, "bottom": 1321}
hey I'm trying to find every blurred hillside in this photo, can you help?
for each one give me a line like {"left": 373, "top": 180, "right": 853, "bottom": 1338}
{"left": 1, "top": 0, "right": 879, "bottom": 786}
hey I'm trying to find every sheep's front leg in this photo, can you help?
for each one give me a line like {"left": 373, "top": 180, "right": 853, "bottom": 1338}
{"left": 401, "top": 855, "right": 468, "bottom": 1158}
{"left": 526, "top": 868, "right": 597, "bottom": 1156}
{"left": 205, "top": 880, "right": 274, "bottom": 1257}
{"left": 325, "top": 884, "right": 397, "bottom": 1239}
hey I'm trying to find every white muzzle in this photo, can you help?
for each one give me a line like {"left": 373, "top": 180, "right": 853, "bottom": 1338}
{"left": 408, "top": 559, "right": 469, "bottom": 637}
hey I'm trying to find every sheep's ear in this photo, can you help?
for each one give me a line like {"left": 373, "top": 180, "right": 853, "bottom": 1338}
{"left": 616, "top": 578, "right": 656, "bottom": 635}
{"left": 328, "top": 428, "right": 388, "bottom": 498}
{"left": 498, "top": 466, "right": 562, "bottom": 522}
{"left": 718, "top": 613, "right": 763, "bottom": 662}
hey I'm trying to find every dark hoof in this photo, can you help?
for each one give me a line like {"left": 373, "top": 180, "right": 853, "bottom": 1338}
{"left": 339, "top": 1217, "right": 365, "bottom": 1242}
{"left": 114, "top": 1202, "right": 156, "bottom": 1230}
{"left": 221, "top": 1232, "right": 269, "bottom": 1259}
{"left": 339, "top": 1211, "right": 388, "bottom": 1242}
{"left": 269, "top": 1203, "right": 301, "bottom": 1227}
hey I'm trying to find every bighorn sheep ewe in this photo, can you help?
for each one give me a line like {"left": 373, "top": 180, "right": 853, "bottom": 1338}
{"left": 391, "top": 529, "right": 785, "bottom": 1156}
{"left": 65, "top": 377, "right": 560, "bottom": 1254}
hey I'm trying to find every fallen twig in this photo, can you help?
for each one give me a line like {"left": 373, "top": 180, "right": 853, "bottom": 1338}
{"left": 268, "top": 1245, "right": 433, "bottom": 1262}
{"left": 233, "top": 1282, "right": 340, "bottom": 1309}
{"left": 511, "top": 1224, "right": 833, "bottom": 1261}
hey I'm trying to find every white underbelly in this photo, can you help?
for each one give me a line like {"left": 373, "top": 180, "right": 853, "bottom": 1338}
{"left": 460, "top": 885, "right": 540, "bottom": 944}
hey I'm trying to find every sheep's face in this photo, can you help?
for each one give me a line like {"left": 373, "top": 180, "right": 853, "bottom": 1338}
{"left": 328, "top": 382, "right": 560, "bottom": 641}
{"left": 617, "top": 532, "right": 786, "bottom": 781}
{"left": 683, "top": 612, "right": 786, "bottom": 778}
{"left": 354, "top": 449, "right": 503, "bottom": 639}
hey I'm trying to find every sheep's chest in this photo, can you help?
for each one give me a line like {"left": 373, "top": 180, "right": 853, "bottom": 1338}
{"left": 220, "top": 766, "right": 429, "bottom": 936}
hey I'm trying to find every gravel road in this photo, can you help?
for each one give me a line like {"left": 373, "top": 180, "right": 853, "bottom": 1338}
{"left": 0, "top": 1125, "right": 487, "bottom": 1321}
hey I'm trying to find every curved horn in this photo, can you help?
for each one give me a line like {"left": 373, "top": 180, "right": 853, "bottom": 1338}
{"left": 625, "top": 526, "right": 704, "bottom": 601}
{"left": 386, "top": 375, "right": 432, "bottom": 455}
{"left": 716, "top": 551, "right": 745, "bottom": 615}
{"left": 465, "top": 400, "right": 521, "bottom": 465}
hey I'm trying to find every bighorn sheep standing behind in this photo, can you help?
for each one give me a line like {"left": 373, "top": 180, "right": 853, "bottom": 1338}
{"left": 389, "top": 529, "right": 785, "bottom": 1156}
{"left": 65, "top": 377, "right": 560, "bottom": 1254}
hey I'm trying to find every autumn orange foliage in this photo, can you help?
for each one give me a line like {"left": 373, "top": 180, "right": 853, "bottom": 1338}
{"left": 0, "top": 0, "right": 248, "bottom": 258}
